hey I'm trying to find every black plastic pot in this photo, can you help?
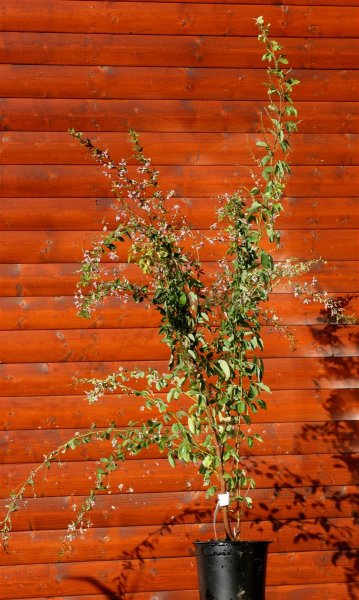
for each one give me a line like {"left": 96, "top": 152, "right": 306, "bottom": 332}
{"left": 194, "top": 540, "right": 270, "bottom": 600}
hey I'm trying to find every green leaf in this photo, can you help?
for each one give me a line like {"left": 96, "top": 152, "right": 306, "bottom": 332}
{"left": 203, "top": 455, "right": 213, "bottom": 468}
{"left": 178, "top": 292, "right": 187, "bottom": 306}
{"left": 167, "top": 387, "right": 176, "bottom": 401}
{"left": 257, "top": 382, "right": 272, "bottom": 393}
{"left": 247, "top": 201, "right": 262, "bottom": 214}
{"left": 261, "top": 252, "right": 274, "bottom": 269}
{"left": 237, "top": 400, "right": 246, "bottom": 413}
{"left": 206, "top": 486, "right": 217, "bottom": 498}
{"left": 250, "top": 187, "right": 260, "bottom": 196}
{"left": 218, "top": 359, "right": 231, "bottom": 380}
{"left": 188, "top": 416, "right": 196, "bottom": 434}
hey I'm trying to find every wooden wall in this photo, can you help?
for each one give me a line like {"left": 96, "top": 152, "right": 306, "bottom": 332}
{"left": 0, "top": 1, "right": 358, "bottom": 598}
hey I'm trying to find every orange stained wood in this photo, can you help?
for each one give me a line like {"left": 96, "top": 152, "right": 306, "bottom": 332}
{"left": 0, "top": 229, "right": 358, "bottom": 262}
{"left": 1, "top": 421, "right": 358, "bottom": 464}
{"left": 0, "top": 1, "right": 358, "bottom": 599}
{"left": 2, "top": 132, "right": 359, "bottom": 165}
{"left": 1, "top": 197, "right": 358, "bottom": 230}
{"left": 2, "top": 517, "right": 358, "bottom": 565}
{"left": 2, "top": 2, "right": 359, "bottom": 37}
{"left": 0, "top": 325, "right": 358, "bottom": 363}
{"left": 0, "top": 357, "right": 358, "bottom": 396}
{"left": 1, "top": 33, "right": 359, "bottom": 69}
{"left": 0, "top": 585, "right": 354, "bottom": 600}
{"left": 0, "top": 586, "right": 354, "bottom": 600}
{"left": 0, "top": 294, "right": 357, "bottom": 330}
{"left": 2, "top": 98, "right": 358, "bottom": 133}
{"left": 1, "top": 454, "right": 358, "bottom": 497}
{"left": 1, "top": 389, "right": 357, "bottom": 430}
{"left": 0, "top": 553, "right": 357, "bottom": 598}
{"left": 0, "top": 261, "right": 357, "bottom": 297}
{"left": 0, "top": 485, "right": 357, "bottom": 532}
{"left": 1, "top": 66, "right": 359, "bottom": 101}
{"left": 1, "top": 164, "right": 359, "bottom": 198}
{"left": 0, "top": 486, "right": 357, "bottom": 531}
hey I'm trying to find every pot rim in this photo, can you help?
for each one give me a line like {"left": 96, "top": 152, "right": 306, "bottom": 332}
{"left": 194, "top": 539, "right": 272, "bottom": 546}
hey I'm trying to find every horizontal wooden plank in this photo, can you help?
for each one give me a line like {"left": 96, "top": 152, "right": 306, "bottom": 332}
{"left": 2, "top": 99, "right": 358, "bottom": 134}
{"left": 1, "top": 454, "right": 358, "bottom": 498}
{"left": 1, "top": 294, "right": 357, "bottom": 330}
{"left": 1, "top": 486, "right": 357, "bottom": 532}
{"left": 1, "top": 66, "right": 359, "bottom": 101}
{"left": 1, "top": 197, "right": 358, "bottom": 230}
{"left": 118, "top": 0, "right": 359, "bottom": 3}
{"left": 2, "top": 132, "right": 359, "bottom": 166}
{"left": 2, "top": 517, "right": 357, "bottom": 566}
{"left": 84, "top": 0, "right": 359, "bottom": 4}
{"left": 63, "top": 0, "right": 359, "bottom": 4}
{"left": 10, "top": 584, "right": 359, "bottom": 600}
{"left": 2, "top": 165, "right": 359, "bottom": 198}
{"left": 1, "top": 33, "right": 358, "bottom": 69}
{"left": 2, "top": 421, "right": 357, "bottom": 464}
{"left": 2, "top": 2, "right": 359, "bottom": 37}
{"left": 1, "top": 389, "right": 357, "bottom": 430}
{"left": 0, "top": 552, "right": 357, "bottom": 598}
{"left": 1, "top": 357, "right": 357, "bottom": 397}
{"left": 0, "top": 0, "right": 358, "bottom": 37}
{"left": 0, "top": 261, "right": 357, "bottom": 297}
{"left": 0, "top": 326, "right": 357, "bottom": 363}
{"left": 1, "top": 229, "right": 357, "bottom": 263}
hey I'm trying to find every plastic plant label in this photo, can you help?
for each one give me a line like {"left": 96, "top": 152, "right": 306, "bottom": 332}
{"left": 218, "top": 492, "right": 230, "bottom": 507}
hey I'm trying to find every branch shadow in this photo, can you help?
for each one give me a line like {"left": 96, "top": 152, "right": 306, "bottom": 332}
{"left": 65, "top": 503, "right": 211, "bottom": 598}
{"left": 62, "top": 297, "right": 358, "bottom": 598}
{"left": 247, "top": 296, "right": 358, "bottom": 599}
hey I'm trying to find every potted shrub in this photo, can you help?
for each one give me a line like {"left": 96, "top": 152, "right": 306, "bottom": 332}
{"left": 1, "top": 17, "right": 351, "bottom": 600}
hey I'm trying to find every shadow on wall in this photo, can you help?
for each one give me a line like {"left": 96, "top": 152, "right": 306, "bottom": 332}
{"left": 67, "top": 503, "right": 210, "bottom": 599}
{"left": 249, "top": 296, "right": 358, "bottom": 600}
{"left": 67, "top": 298, "right": 358, "bottom": 600}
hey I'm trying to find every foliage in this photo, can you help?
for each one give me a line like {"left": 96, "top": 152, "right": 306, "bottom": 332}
{"left": 0, "top": 18, "right": 353, "bottom": 548}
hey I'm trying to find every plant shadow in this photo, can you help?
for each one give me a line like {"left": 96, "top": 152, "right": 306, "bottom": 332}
{"left": 66, "top": 298, "right": 358, "bottom": 599}
{"left": 247, "top": 296, "right": 358, "bottom": 599}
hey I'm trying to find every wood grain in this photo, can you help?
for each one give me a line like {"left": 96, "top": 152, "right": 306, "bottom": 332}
{"left": 1, "top": 454, "right": 358, "bottom": 498}
{"left": 2, "top": 3, "right": 359, "bottom": 37}
{"left": 1, "top": 485, "right": 357, "bottom": 531}
{"left": 0, "top": 294, "right": 357, "bottom": 330}
{"left": 1, "top": 33, "right": 358, "bottom": 69}
{"left": 2, "top": 133, "right": 359, "bottom": 166}
{"left": 2, "top": 99, "right": 358, "bottom": 133}
{"left": 0, "top": 229, "right": 357, "bottom": 263}
{"left": 2, "top": 517, "right": 357, "bottom": 565}
{"left": 1, "top": 420, "right": 358, "bottom": 464}
{"left": 1, "top": 165, "right": 359, "bottom": 198}
{"left": 0, "top": 552, "right": 357, "bottom": 598}
{"left": 0, "top": 2, "right": 357, "bottom": 598}
{"left": 1, "top": 197, "right": 358, "bottom": 230}
{"left": 1, "top": 66, "right": 359, "bottom": 101}
{"left": 0, "top": 261, "right": 357, "bottom": 297}
{"left": 1, "top": 485, "right": 358, "bottom": 533}
{"left": 5, "top": 585, "right": 357, "bottom": 600}
{"left": 0, "top": 326, "right": 358, "bottom": 363}
{"left": 1, "top": 389, "right": 357, "bottom": 430}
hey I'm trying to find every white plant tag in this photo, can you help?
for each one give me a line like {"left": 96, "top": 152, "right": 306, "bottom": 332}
{"left": 218, "top": 492, "right": 229, "bottom": 507}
